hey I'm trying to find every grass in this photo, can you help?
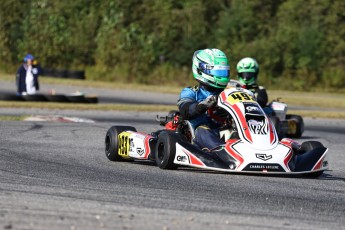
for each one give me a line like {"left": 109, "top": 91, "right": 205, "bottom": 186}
{"left": 0, "top": 115, "right": 27, "bottom": 121}
{"left": 288, "top": 110, "right": 345, "bottom": 119}
{"left": 268, "top": 91, "right": 345, "bottom": 109}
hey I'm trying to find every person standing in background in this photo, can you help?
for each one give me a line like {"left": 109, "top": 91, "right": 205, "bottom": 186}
{"left": 16, "top": 54, "right": 40, "bottom": 95}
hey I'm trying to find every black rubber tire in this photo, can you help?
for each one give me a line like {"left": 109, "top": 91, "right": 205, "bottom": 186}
{"left": 155, "top": 131, "right": 181, "bottom": 169}
{"left": 297, "top": 141, "right": 326, "bottom": 178}
{"left": 22, "top": 94, "right": 48, "bottom": 102}
{"left": 105, "top": 126, "right": 137, "bottom": 161}
{"left": 66, "top": 95, "right": 87, "bottom": 103}
{"left": 0, "top": 93, "right": 24, "bottom": 101}
{"left": 305, "top": 170, "right": 324, "bottom": 178}
{"left": 45, "top": 94, "right": 70, "bottom": 103}
{"left": 301, "top": 141, "right": 324, "bottom": 152}
{"left": 85, "top": 95, "right": 98, "bottom": 104}
{"left": 67, "top": 70, "right": 85, "bottom": 80}
{"left": 286, "top": 114, "right": 304, "bottom": 138}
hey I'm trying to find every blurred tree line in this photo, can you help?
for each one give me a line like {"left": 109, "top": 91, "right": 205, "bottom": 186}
{"left": 0, "top": 0, "right": 344, "bottom": 90}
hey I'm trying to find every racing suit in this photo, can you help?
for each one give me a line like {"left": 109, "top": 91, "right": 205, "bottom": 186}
{"left": 177, "top": 85, "right": 224, "bottom": 150}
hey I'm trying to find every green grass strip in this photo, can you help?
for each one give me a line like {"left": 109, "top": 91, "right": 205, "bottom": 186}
{"left": 0, "top": 115, "right": 27, "bottom": 121}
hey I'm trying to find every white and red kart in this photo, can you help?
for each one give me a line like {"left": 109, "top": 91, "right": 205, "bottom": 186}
{"left": 105, "top": 88, "right": 328, "bottom": 177}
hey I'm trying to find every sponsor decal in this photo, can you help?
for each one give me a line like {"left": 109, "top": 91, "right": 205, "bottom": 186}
{"left": 243, "top": 163, "right": 285, "bottom": 172}
{"left": 246, "top": 106, "right": 259, "bottom": 112}
{"left": 129, "top": 138, "right": 134, "bottom": 152}
{"left": 256, "top": 153, "right": 272, "bottom": 161}
{"left": 176, "top": 155, "right": 188, "bottom": 162}
{"left": 249, "top": 164, "right": 279, "bottom": 169}
{"left": 248, "top": 119, "right": 267, "bottom": 135}
{"left": 323, "top": 160, "right": 328, "bottom": 167}
{"left": 181, "top": 148, "right": 204, "bottom": 166}
{"left": 136, "top": 147, "right": 144, "bottom": 156}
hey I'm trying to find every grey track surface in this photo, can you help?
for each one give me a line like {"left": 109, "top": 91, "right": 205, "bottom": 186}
{"left": 0, "top": 112, "right": 344, "bottom": 230}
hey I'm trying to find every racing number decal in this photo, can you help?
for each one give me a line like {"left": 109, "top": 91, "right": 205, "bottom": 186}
{"left": 118, "top": 132, "right": 131, "bottom": 157}
{"left": 227, "top": 92, "right": 254, "bottom": 105}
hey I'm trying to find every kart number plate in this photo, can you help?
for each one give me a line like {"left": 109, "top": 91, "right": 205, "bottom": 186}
{"left": 227, "top": 92, "right": 255, "bottom": 105}
{"left": 118, "top": 132, "right": 131, "bottom": 157}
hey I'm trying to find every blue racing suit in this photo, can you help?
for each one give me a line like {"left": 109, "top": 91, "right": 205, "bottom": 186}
{"left": 177, "top": 85, "right": 224, "bottom": 150}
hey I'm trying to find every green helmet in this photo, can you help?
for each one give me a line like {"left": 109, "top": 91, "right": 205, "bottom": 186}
{"left": 192, "top": 49, "right": 230, "bottom": 89}
{"left": 236, "top": 57, "right": 259, "bottom": 86}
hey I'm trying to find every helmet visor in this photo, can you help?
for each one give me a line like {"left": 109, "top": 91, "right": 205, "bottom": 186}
{"left": 199, "top": 63, "right": 230, "bottom": 77}
{"left": 238, "top": 72, "right": 256, "bottom": 81}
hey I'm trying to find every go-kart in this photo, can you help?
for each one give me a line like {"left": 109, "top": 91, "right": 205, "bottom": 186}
{"left": 268, "top": 99, "right": 304, "bottom": 139}
{"left": 105, "top": 87, "right": 328, "bottom": 177}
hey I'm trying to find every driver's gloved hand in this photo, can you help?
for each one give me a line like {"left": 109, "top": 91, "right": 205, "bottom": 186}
{"left": 196, "top": 95, "right": 217, "bottom": 114}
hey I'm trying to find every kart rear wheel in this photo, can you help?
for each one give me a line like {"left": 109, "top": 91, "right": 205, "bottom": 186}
{"left": 105, "top": 126, "right": 137, "bottom": 161}
{"left": 155, "top": 131, "right": 179, "bottom": 169}
{"left": 287, "top": 114, "right": 304, "bottom": 138}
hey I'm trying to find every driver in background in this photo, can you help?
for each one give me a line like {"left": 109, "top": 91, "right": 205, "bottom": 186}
{"left": 236, "top": 57, "right": 268, "bottom": 109}
{"left": 177, "top": 48, "right": 230, "bottom": 151}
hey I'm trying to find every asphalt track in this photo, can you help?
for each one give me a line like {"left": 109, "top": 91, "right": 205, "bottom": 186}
{"left": 0, "top": 111, "right": 344, "bottom": 230}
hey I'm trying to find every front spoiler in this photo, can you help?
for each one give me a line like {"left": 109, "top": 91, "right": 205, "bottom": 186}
{"left": 173, "top": 141, "right": 328, "bottom": 175}
{"left": 173, "top": 163, "right": 327, "bottom": 176}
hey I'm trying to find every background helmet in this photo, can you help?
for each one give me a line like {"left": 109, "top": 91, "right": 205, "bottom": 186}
{"left": 24, "top": 54, "right": 34, "bottom": 62}
{"left": 192, "top": 48, "right": 230, "bottom": 89}
{"left": 236, "top": 57, "right": 259, "bottom": 86}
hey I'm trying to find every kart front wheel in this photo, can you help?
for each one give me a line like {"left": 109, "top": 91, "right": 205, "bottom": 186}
{"left": 105, "top": 126, "right": 137, "bottom": 161}
{"left": 299, "top": 141, "right": 326, "bottom": 178}
{"left": 301, "top": 141, "right": 324, "bottom": 152}
{"left": 155, "top": 132, "right": 179, "bottom": 169}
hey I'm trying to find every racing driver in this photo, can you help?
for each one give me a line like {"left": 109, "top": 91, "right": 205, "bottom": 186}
{"left": 177, "top": 48, "right": 231, "bottom": 151}
{"left": 236, "top": 57, "right": 268, "bottom": 109}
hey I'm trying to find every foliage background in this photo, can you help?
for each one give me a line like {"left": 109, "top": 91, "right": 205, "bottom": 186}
{"left": 0, "top": 0, "right": 344, "bottom": 91}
